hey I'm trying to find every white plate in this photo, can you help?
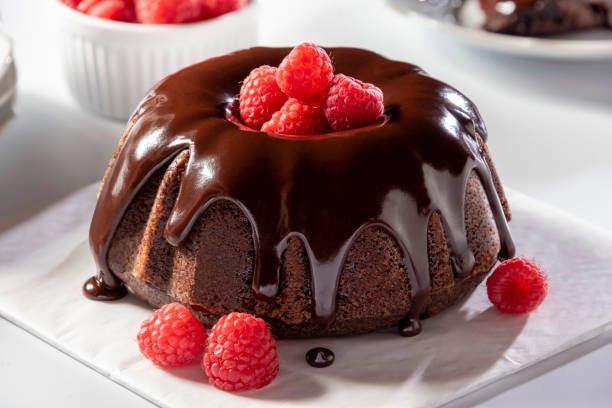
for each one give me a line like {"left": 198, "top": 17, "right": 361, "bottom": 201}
{"left": 2, "top": 184, "right": 612, "bottom": 408}
{"left": 388, "top": 0, "right": 612, "bottom": 60}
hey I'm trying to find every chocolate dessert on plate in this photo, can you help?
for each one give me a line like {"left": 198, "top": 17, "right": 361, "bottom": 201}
{"left": 479, "top": 0, "right": 612, "bottom": 36}
{"left": 84, "top": 46, "right": 515, "bottom": 338}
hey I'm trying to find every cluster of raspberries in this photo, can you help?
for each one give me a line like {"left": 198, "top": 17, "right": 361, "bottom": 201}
{"left": 239, "top": 43, "right": 385, "bottom": 136}
{"left": 138, "top": 305, "right": 279, "bottom": 392}
{"left": 60, "top": 0, "right": 246, "bottom": 24}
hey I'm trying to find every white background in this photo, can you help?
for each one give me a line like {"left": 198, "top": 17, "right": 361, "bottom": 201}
{"left": 0, "top": 0, "right": 611, "bottom": 406}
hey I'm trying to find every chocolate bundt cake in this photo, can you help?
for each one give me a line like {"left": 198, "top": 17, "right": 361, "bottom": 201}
{"left": 479, "top": 0, "right": 612, "bottom": 36}
{"left": 84, "top": 47, "right": 515, "bottom": 338}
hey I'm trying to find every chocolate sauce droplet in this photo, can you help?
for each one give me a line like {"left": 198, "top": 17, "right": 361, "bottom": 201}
{"left": 398, "top": 317, "right": 423, "bottom": 337}
{"left": 306, "top": 347, "right": 335, "bottom": 368}
{"left": 83, "top": 276, "right": 127, "bottom": 301}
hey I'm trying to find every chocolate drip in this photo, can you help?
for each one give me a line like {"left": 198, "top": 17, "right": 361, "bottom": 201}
{"left": 398, "top": 317, "right": 423, "bottom": 337}
{"left": 83, "top": 276, "right": 127, "bottom": 300}
{"left": 86, "top": 47, "right": 515, "bottom": 329}
{"left": 306, "top": 347, "right": 335, "bottom": 368}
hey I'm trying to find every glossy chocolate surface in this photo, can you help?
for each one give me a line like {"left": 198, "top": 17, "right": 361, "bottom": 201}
{"left": 85, "top": 47, "right": 515, "bottom": 329}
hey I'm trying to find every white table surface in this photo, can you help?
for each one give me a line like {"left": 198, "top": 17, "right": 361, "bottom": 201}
{"left": 0, "top": 0, "right": 611, "bottom": 406}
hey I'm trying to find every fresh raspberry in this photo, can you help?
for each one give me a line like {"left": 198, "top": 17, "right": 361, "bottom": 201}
{"left": 135, "top": 0, "right": 205, "bottom": 24}
{"left": 201, "top": 0, "right": 248, "bottom": 18}
{"left": 203, "top": 312, "right": 279, "bottom": 392}
{"left": 239, "top": 65, "right": 288, "bottom": 130}
{"left": 323, "top": 74, "right": 384, "bottom": 132}
{"left": 76, "top": 0, "right": 97, "bottom": 12}
{"left": 487, "top": 258, "right": 548, "bottom": 314}
{"left": 137, "top": 303, "right": 207, "bottom": 367}
{"left": 77, "top": 0, "right": 135, "bottom": 22}
{"left": 93, "top": 1, "right": 136, "bottom": 21}
{"left": 60, "top": 0, "right": 82, "bottom": 8}
{"left": 261, "top": 98, "right": 329, "bottom": 136}
{"left": 276, "top": 43, "right": 334, "bottom": 102}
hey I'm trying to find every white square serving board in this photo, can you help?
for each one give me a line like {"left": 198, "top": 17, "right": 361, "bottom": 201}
{"left": 1, "top": 185, "right": 611, "bottom": 408}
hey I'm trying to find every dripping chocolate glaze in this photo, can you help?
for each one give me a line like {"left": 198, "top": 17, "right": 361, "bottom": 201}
{"left": 85, "top": 47, "right": 515, "bottom": 328}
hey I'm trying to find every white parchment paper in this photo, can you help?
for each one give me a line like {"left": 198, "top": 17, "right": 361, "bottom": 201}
{"left": 1, "top": 184, "right": 611, "bottom": 408}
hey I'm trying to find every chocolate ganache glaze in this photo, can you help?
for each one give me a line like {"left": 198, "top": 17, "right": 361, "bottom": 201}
{"left": 85, "top": 47, "right": 515, "bottom": 330}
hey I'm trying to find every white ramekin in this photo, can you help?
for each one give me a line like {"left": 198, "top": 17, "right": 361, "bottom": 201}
{"left": 52, "top": 1, "right": 259, "bottom": 121}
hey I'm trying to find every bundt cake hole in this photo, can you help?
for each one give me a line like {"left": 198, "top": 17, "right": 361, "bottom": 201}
{"left": 225, "top": 96, "right": 390, "bottom": 137}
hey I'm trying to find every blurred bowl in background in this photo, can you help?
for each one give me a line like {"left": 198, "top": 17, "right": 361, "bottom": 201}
{"left": 52, "top": 0, "right": 259, "bottom": 121}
